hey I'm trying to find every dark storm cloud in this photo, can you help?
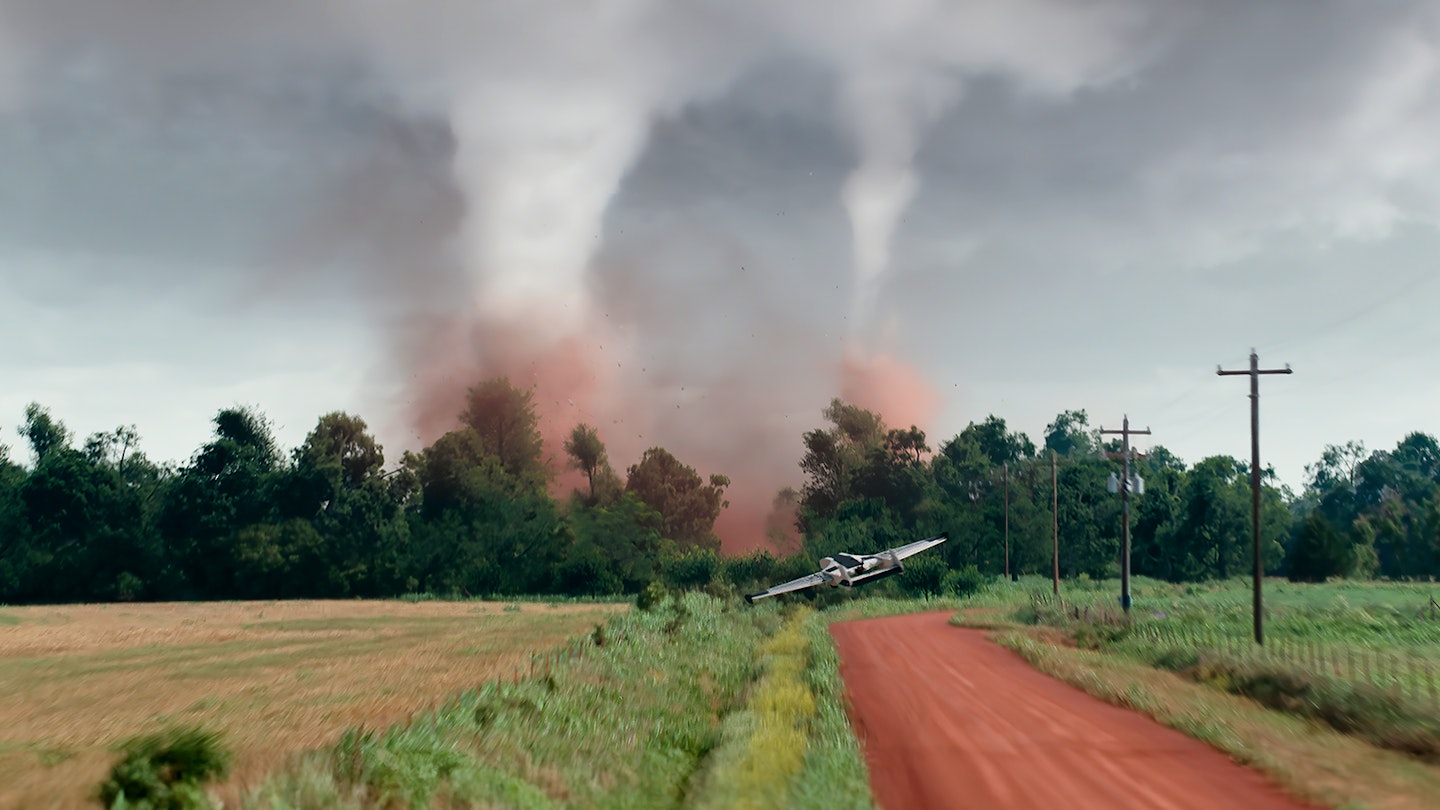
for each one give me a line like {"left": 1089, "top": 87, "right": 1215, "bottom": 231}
{"left": 2, "top": 0, "right": 1439, "bottom": 501}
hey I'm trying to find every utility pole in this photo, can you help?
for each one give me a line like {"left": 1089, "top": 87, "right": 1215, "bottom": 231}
{"left": 1100, "top": 416, "right": 1150, "bottom": 614}
{"left": 1003, "top": 462, "right": 1010, "bottom": 581}
{"left": 1218, "top": 349, "right": 1293, "bottom": 645}
{"left": 1051, "top": 451, "right": 1059, "bottom": 596}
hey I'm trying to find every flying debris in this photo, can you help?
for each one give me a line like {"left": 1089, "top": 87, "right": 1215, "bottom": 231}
{"left": 744, "top": 533, "right": 947, "bottom": 603}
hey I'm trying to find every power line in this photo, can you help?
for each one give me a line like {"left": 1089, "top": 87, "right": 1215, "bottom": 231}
{"left": 1262, "top": 270, "right": 1439, "bottom": 355}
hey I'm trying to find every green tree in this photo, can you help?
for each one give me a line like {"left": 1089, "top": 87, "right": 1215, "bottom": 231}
{"left": 1393, "top": 432, "right": 1440, "bottom": 480}
{"left": 798, "top": 399, "right": 886, "bottom": 528}
{"left": 1044, "top": 409, "right": 1097, "bottom": 458}
{"left": 1129, "top": 451, "right": 1187, "bottom": 580}
{"left": 625, "top": 447, "right": 729, "bottom": 552}
{"left": 0, "top": 430, "right": 26, "bottom": 598}
{"left": 18, "top": 403, "right": 71, "bottom": 465}
{"left": 1288, "top": 511, "right": 1366, "bottom": 581}
{"left": 852, "top": 427, "right": 932, "bottom": 529}
{"left": 282, "top": 412, "right": 404, "bottom": 596}
{"left": 1053, "top": 461, "right": 1121, "bottom": 579}
{"left": 959, "top": 415, "right": 1035, "bottom": 467}
{"left": 406, "top": 425, "right": 563, "bottom": 596}
{"left": 158, "top": 407, "right": 283, "bottom": 597}
{"left": 296, "top": 412, "right": 384, "bottom": 490}
{"left": 1305, "top": 440, "right": 1367, "bottom": 492}
{"left": 461, "top": 377, "right": 546, "bottom": 483}
{"left": 562, "top": 492, "right": 668, "bottom": 593}
{"left": 564, "top": 423, "right": 620, "bottom": 506}
{"left": 16, "top": 439, "right": 156, "bottom": 602}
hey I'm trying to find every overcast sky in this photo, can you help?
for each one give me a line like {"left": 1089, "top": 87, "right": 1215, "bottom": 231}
{"left": 3, "top": 1, "right": 1440, "bottom": 544}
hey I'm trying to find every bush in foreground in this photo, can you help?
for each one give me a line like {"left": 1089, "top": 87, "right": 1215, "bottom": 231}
{"left": 98, "top": 725, "right": 231, "bottom": 810}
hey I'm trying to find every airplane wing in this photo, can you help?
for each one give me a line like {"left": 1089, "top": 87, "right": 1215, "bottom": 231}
{"left": 744, "top": 572, "right": 829, "bottom": 603}
{"left": 886, "top": 532, "right": 948, "bottom": 561}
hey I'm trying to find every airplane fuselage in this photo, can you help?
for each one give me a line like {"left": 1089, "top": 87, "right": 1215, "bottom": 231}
{"left": 818, "top": 552, "right": 896, "bottom": 587}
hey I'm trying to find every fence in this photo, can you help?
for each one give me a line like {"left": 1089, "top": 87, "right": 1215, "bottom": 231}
{"left": 1032, "top": 592, "right": 1440, "bottom": 708}
{"left": 1132, "top": 623, "right": 1440, "bottom": 707}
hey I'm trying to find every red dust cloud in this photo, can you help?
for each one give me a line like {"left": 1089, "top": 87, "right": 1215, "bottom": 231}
{"left": 408, "top": 319, "right": 611, "bottom": 452}
{"left": 403, "top": 316, "right": 942, "bottom": 556}
{"left": 840, "top": 346, "right": 942, "bottom": 436}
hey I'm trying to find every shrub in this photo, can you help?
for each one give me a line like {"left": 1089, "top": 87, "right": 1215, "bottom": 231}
{"left": 636, "top": 580, "right": 669, "bottom": 611}
{"left": 98, "top": 726, "right": 230, "bottom": 810}
{"left": 333, "top": 726, "right": 469, "bottom": 808}
{"left": 663, "top": 549, "right": 721, "bottom": 590}
{"left": 943, "top": 564, "right": 991, "bottom": 597}
{"left": 1072, "top": 622, "right": 1131, "bottom": 650}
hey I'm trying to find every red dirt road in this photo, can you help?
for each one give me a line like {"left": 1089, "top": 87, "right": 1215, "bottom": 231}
{"left": 831, "top": 612, "right": 1310, "bottom": 810}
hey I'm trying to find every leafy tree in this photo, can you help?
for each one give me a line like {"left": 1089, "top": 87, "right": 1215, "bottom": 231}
{"left": 1171, "top": 456, "right": 1249, "bottom": 580}
{"left": 798, "top": 399, "right": 887, "bottom": 528}
{"left": 461, "top": 377, "right": 546, "bottom": 484}
{"left": 1044, "top": 409, "right": 1097, "bottom": 458}
{"left": 1053, "top": 461, "right": 1121, "bottom": 579}
{"left": 721, "top": 549, "right": 781, "bottom": 594}
{"left": 564, "top": 423, "right": 620, "bottom": 506}
{"left": 804, "top": 497, "right": 908, "bottom": 563}
{"left": 158, "top": 407, "right": 283, "bottom": 597}
{"left": 852, "top": 427, "right": 932, "bottom": 528}
{"left": 1129, "top": 454, "right": 1187, "bottom": 580}
{"left": 1393, "top": 432, "right": 1440, "bottom": 480}
{"left": 551, "top": 537, "right": 624, "bottom": 595}
{"left": 406, "top": 423, "right": 565, "bottom": 596}
{"left": 959, "top": 415, "right": 1035, "bottom": 467}
{"left": 18, "top": 402, "right": 72, "bottom": 465}
{"left": 0, "top": 445, "right": 25, "bottom": 598}
{"left": 1288, "top": 511, "right": 1363, "bottom": 581}
{"left": 764, "top": 487, "right": 803, "bottom": 556}
{"left": 563, "top": 492, "right": 668, "bottom": 592}
{"left": 279, "top": 412, "right": 405, "bottom": 596}
{"left": 626, "top": 447, "right": 729, "bottom": 552}
{"left": 231, "top": 519, "right": 329, "bottom": 598}
{"left": 1305, "top": 440, "right": 1367, "bottom": 492}
{"left": 296, "top": 412, "right": 384, "bottom": 491}
{"left": 15, "top": 438, "right": 155, "bottom": 602}
{"left": 413, "top": 429, "right": 500, "bottom": 517}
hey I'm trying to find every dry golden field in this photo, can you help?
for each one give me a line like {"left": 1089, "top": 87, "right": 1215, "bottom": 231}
{"left": 0, "top": 599, "right": 625, "bottom": 809}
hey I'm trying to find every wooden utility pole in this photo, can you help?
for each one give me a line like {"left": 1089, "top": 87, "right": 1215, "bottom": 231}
{"left": 1100, "top": 416, "right": 1150, "bottom": 614}
{"left": 1003, "top": 462, "right": 1010, "bottom": 580}
{"left": 1051, "top": 451, "right": 1059, "bottom": 596}
{"left": 1218, "top": 349, "right": 1293, "bottom": 645}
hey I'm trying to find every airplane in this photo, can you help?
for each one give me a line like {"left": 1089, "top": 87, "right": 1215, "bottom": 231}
{"left": 744, "top": 533, "right": 948, "bottom": 602}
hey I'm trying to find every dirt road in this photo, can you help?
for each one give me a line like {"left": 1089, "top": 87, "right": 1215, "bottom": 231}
{"left": 830, "top": 611, "right": 1310, "bottom": 810}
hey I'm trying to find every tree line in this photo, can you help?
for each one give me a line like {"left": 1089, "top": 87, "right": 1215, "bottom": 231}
{"left": 0, "top": 380, "right": 1434, "bottom": 604}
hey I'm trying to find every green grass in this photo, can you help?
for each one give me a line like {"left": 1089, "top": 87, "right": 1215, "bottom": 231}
{"left": 956, "top": 575, "right": 1440, "bottom": 804}
{"left": 244, "top": 592, "right": 779, "bottom": 809}
{"left": 787, "top": 609, "right": 876, "bottom": 810}
{"left": 1000, "top": 576, "right": 1440, "bottom": 701}
{"left": 691, "top": 608, "right": 815, "bottom": 810}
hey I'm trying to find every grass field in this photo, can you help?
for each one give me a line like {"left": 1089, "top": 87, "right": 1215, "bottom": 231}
{"left": 1001, "top": 576, "right": 1440, "bottom": 699}
{"left": 0, "top": 599, "right": 625, "bottom": 810}
{"left": 243, "top": 592, "right": 881, "bottom": 809}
